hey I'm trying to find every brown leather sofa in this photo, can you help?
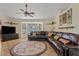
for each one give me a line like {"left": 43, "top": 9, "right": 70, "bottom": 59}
{"left": 28, "top": 31, "right": 48, "bottom": 41}
{"left": 48, "top": 31, "right": 79, "bottom": 56}
{"left": 28, "top": 31, "right": 79, "bottom": 56}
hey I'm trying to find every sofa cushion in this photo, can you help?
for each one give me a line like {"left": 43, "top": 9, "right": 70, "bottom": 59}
{"left": 62, "top": 33, "right": 78, "bottom": 45}
{"left": 62, "top": 33, "right": 71, "bottom": 40}
{"left": 69, "top": 34, "right": 77, "bottom": 44}
{"left": 51, "top": 41, "right": 63, "bottom": 52}
{"left": 36, "top": 32, "right": 40, "bottom": 35}
{"left": 59, "top": 38, "right": 70, "bottom": 45}
{"left": 32, "top": 32, "right": 36, "bottom": 36}
{"left": 47, "top": 31, "right": 53, "bottom": 37}
{"left": 39, "top": 31, "right": 46, "bottom": 35}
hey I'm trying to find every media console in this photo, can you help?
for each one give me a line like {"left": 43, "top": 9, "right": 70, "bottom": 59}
{"left": 2, "top": 33, "right": 19, "bottom": 42}
{"left": 1, "top": 26, "right": 19, "bottom": 42}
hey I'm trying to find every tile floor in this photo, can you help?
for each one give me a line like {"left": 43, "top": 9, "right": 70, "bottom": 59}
{"left": 0, "top": 38, "right": 57, "bottom": 56}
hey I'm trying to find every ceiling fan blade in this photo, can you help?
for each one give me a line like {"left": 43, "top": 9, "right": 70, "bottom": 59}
{"left": 16, "top": 12, "right": 23, "bottom": 14}
{"left": 29, "top": 12, "right": 35, "bottom": 14}
{"left": 28, "top": 13, "right": 33, "bottom": 17}
{"left": 20, "top": 9, "right": 24, "bottom": 12}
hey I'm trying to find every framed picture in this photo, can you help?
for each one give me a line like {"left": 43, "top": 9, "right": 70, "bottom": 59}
{"left": 67, "top": 8, "right": 72, "bottom": 24}
{"left": 59, "top": 8, "right": 72, "bottom": 26}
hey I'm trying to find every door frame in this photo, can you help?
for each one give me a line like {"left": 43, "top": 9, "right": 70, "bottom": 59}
{"left": 21, "top": 22, "right": 43, "bottom": 38}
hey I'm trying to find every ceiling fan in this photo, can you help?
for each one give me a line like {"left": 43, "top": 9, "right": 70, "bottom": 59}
{"left": 16, "top": 4, "right": 35, "bottom": 17}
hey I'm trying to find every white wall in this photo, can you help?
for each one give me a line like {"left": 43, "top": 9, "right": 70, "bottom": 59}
{"left": 54, "top": 4, "right": 79, "bottom": 34}
{"left": 0, "top": 17, "right": 54, "bottom": 38}
{"left": 0, "top": 17, "right": 20, "bottom": 38}
{"left": 11, "top": 18, "right": 54, "bottom": 38}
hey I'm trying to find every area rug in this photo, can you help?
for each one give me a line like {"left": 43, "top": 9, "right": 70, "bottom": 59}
{"left": 10, "top": 41, "right": 47, "bottom": 56}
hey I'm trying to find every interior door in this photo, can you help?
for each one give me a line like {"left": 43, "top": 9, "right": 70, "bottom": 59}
{"left": 21, "top": 23, "right": 27, "bottom": 38}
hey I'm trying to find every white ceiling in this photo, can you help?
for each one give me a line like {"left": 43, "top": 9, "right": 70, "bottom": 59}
{"left": 0, "top": 3, "right": 72, "bottom": 19}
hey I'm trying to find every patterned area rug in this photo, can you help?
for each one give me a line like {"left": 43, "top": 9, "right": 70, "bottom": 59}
{"left": 10, "top": 41, "right": 47, "bottom": 56}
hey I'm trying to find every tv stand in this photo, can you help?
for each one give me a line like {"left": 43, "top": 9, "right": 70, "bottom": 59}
{"left": 2, "top": 33, "right": 19, "bottom": 42}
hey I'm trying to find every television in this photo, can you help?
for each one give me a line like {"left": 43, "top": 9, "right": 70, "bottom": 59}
{"left": 2, "top": 26, "right": 16, "bottom": 34}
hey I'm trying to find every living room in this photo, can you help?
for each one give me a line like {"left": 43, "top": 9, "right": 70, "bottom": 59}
{"left": 0, "top": 3, "right": 79, "bottom": 56}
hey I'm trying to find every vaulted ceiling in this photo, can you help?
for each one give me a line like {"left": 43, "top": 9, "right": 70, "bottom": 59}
{"left": 0, "top": 3, "right": 72, "bottom": 19}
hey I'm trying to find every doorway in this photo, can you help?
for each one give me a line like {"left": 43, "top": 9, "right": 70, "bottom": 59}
{"left": 21, "top": 22, "right": 43, "bottom": 38}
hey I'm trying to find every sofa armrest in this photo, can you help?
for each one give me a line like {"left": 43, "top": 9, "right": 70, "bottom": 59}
{"left": 68, "top": 46, "right": 79, "bottom": 56}
{"left": 60, "top": 45, "right": 69, "bottom": 56}
{"left": 68, "top": 46, "right": 79, "bottom": 49}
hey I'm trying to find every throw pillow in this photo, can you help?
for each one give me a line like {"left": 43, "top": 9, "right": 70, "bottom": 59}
{"left": 62, "top": 34, "right": 71, "bottom": 40}
{"left": 48, "top": 31, "right": 52, "bottom": 37}
{"left": 54, "top": 35, "right": 61, "bottom": 40}
{"left": 32, "top": 32, "right": 36, "bottom": 36}
{"left": 59, "top": 38, "right": 70, "bottom": 45}
{"left": 36, "top": 32, "right": 40, "bottom": 35}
